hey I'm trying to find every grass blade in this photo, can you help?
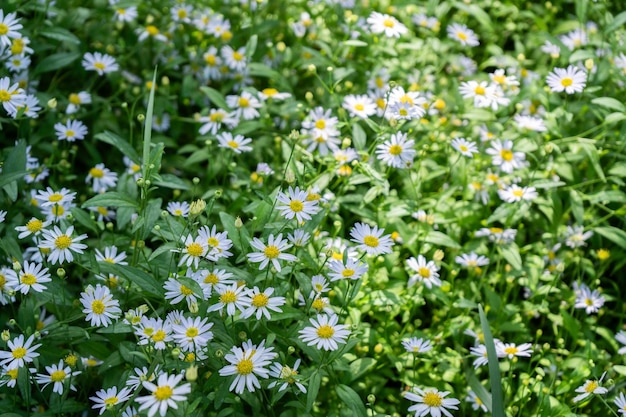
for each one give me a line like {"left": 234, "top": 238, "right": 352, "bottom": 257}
{"left": 478, "top": 304, "right": 505, "bottom": 417}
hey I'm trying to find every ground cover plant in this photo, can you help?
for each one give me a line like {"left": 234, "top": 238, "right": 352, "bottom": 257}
{"left": 1, "top": 0, "right": 626, "bottom": 416}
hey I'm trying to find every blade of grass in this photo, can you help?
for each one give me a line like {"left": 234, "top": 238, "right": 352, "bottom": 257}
{"left": 142, "top": 67, "right": 157, "bottom": 181}
{"left": 478, "top": 304, "right": 505, "bottom": 417}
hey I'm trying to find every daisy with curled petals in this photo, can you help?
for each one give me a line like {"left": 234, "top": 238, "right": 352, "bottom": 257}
{"left": 327, "top": 257, "right": 368, "bottom": 282}
{"left": 90, "top": 386, "right": 133, "bottom": 415}
{"left": 86, "top": 163, "right": 118, "bottom": 193}
{"left": 546, "top": 65, "right": 586, "bottom": 94}
{"left": 375, "top": 132, "right": 416, "bottom": 168}
{"left": 403, "top": 387, "right": 460, "bottom": 417}
{"left": 447, "top": 22, "right": 479, "bottom": 46}
{"left": 563, "top": 225, "right": 593, "bottom": 248}
{"left": 135, "top": 372, "right": 191, "bottom": 417}
{"left": 207, "top": 282, "right": 251, "bottom": 317}
{"left": 166, "top": 201, "right": 190, "bottom": 217}
{"left": 276, "top": 186, "right": 320, "bottom": 224}
{"left": 247, "top": 233, "right": 297, "bottom": 272}
{"left": 406, "top": 255, "right": 441, "bottom": 289}
{"left": 240, "top": 286, "right": 286, "bottom": 320}
{"left": 470, "top": 344, "right": 489, "bottom": 368}
{"left": 299, "top": 314, "right": 350, "bottom": 351}
{"left": 34, "top": 359, "right": 80, "bottom": 395}
{"left": 174, "top": 234, "right": 208, "bottom": 269}
{"left": 402, "top": 337, "right": 433, "bottom": 354}
{"left": 82, "top": 52, "right": 119, "bottom": 75}
{"left": 80, "top": 284, "right": 121, "bottom": 327}
{"left": 5, "top": 261, "right": 51, "bottom": 294}
{"left": 574, "top": 284, "right": 604, "bottom": 314}
{"left": 0, "top": 334, "right": 41, "bottom": 370}
{"left": 498, "top": 184, "right": 538, "bottom": 203}
{"left": 268, "top": 359, "right": 307, "bottom": 393}
{"left": 495, "top": 341, "right": 533, "bottom": 359}
{"left": 226, "top": 91, "right": 261, "bottom": 120}
{"left": 350, "top": 222, "right": 394, "bottom": 256}
{"left": 219, "top": 339, "right": 277, "bottom": 394}
{"left": 451, "top": 137, "right": 479, "bottom": 157}
{"left": 216, "top": 132, "right": 253, "bottom": 154}
{"left": 198, "top": 225, "right": 233, "bottom": 260}
{"left": 38, "top": 225, "right": 88, "bottom": 264}
{"left": 367, "top": 12, "right": 408, "bottom": 38}
{"left": 172, "top": 315, "right": 214, "bottom": 352}
{"left": 54, "top": 119, "right": 88, "bottom": 142}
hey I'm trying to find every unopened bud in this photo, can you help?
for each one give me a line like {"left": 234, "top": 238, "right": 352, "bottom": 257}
{"left": 47, "top": 98, "right": 57, "bottom": 109}
{"left": 433, "top": 249, "right": 444, "bottom": 261}
{"left": 57, "top": 268, "right": 66, "bottom": 278}
{"left": 185, "top": 364, "right": 198, "bottom": 381}
{"left": 137, "top": 114, "right": 145, "bottom": 122}
{"left": 234, "top": 217, "right": 243, "bottom": 228}
{"left": 1, "top": 330, "right": 10, "bottom": 342}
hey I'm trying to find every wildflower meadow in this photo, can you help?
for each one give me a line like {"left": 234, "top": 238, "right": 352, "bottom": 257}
{"left": 2, "top": 0, "right": 626, "bottom": 416}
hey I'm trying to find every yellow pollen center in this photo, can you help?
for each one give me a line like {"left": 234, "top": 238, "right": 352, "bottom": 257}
{"left": 233, "top": 51, "right": 244, "bottom": 61}
{"left": 152, "top": 329, "right": 166, "bottom": 342}
{"left": 205, "top": 55, "right": 216, "bottom": 65}
{"left": 383, "top": 18, "right": 395, "bottom": 28}
{"left": 289, "top": 200, "right": 304, "bottom": 212}
{"left": 363, "top": 235, "right": 379, "bottom": 247}
{"left": 504, "top": 346, "right": 518, "bottom": 355}
{"left": 493, "top": 75, "right": 506, "bottom": 84}
{"left": 12, "top": 347, "right": 27, "bottom": 359}
{"left": 500, "top": 149, "right": 513, "bottom": 161}
{"left": 21, "top": 273, "right": 37, "bottom": 286}
{"left": 177, "top": 9, "right": 187, "bottom": 18}
{"left": 252, "top": 293, "right": 269, "bottom": 307}
{"left": 342, "top": 269, "right": 355, "bottom": 278}
{"left": 490, "top": 227, "right": 503, "bottom": 234}
{"left": 0, "top": 275, "right": 5, "bottom": 289}
{"left": 186, "top": 242, "right": 204, "bottom": 257}
{"left": 69, "top": 93, "right": 81, "bottom": 105}
{"left": 457, "top": 31, "right": 468, "bottom": 41}
{"left": 0, "top": 24, "right": 8, "bottom": 36}
{"left": 317, "top": 324, "right": 335, "bottom": 339}
{"left": 7, "top": 368, "right": 18, "bottom": 379}
{"left": 585, "top": 381, "right": 598, "bottom": 393}
{"left": 49, "top": 193, "right": 63, "bottom": 203}
{"left": 94, "top": 62, "right": 106, "bottom": 70}
{"left": 91, "top": 299, "right": 105, "bottom": 314}
{"left": 238, "top": 97, "right": 249, "bottom": 107}
{"left": 153, "top": 385, "right": 173, "bottom": 401}
{"left": 354, "top": 103, "right": 365, "bottom": 111}
{"left": 561, "top": 77, "right": 573, "bottom": 87}
{"left": 220, "top": 290, "right": 237, "bottom": 304}
{"left": 96, "top": 207, "right": 108, "bottom": 216}
{"left": 237, "top": 359, "right": 253, "bottom": 375}
{"left": 55, "top": 235, "right": 72, "bottom": 250}
{"left": 460, "top": 145, "right": 468, "bottom": 152}
{"left": 512, "top": 189, "right": 524, "bottom": 198}
{"left": 0, "top": 90, "right": 10, "bottom": 102}
{"left": 104, "top": 397, "right": 118, "bottom": 405}
{"left": 89, "top": 167, "right": 104, "bottom": 178}
{"left": 50, "top": 370, "right": 66, "bottom": 382}
{"left": 311, "top": 298, "right": 326, "bottom": 311}
{"left": 227, "top": 140, "right": 239, "bottom": 149}
{"left": 26, "top": 219, "right": 43, "bottom": 233}
{"left": 423, "top": 391, "right": 443, "bottom": 407}
{"left": 264, "top": 245, "right": 280, "bottom": 259}
{"left": 146, "top": 25, "right": 159, "bottom": 36}
{"left": 585, "top": 298, "right": 593, "bottom": 306}
{"left": 180, "top": 285, "right": 194, "bottom": 296}
{"left": 315, "top": 119, "right": 326, "bottom": 129}
{"left": 186, "top": 327, "right": 198, "bottom": 337}
{"left": 474, "top": 86, "right": 485, "bottom": 95}
{"left": 418, "top": 267, "right": 431, "bottom": 278}
{"left": 204, "top": 273, "right": 218, "bottom": 285}
{"left": 209, "top": 112, "right": 223, "bottom": 123}
{"left": 65, "top": 130, "right": 75, "bottom": 138}
{"left": 389, "top": 144, "right": 403, "bottom": 155}
{"left": 400, "top": 94, "right": 414, "bottom": 105}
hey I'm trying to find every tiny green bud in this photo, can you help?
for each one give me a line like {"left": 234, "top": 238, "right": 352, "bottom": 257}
{"left": 137, "top": 114, "right": 145, "bottom": 122}
{"left": 57, "top": 268, "right": 66, "bottom": 278}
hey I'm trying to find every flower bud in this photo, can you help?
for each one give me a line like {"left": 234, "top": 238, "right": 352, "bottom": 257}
{"left": 137, "top": 114, "right": 145, "bottom": 122}
{"left": 1, "top": 330, "right": 10, "bottom": 342}
{"left": 57, "top": 268, "right": 66, "bottom": 278}
{"left": 234, "top": 217, "right": 243, "bottom": 229}
{"left": 185, "top": 364, "right": 198, "bottom": 382}
{"left": 47, "top": 98, "right": 57, "bottom": 109}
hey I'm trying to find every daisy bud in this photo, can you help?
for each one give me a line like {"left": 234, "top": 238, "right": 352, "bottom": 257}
{"left": 234, "top": 217, "right": 243, "bottom": 228}
{"left": 192, "top": 177, "right": 200, "bottom": 185}
{"left": 214, "top": 189, "right": 223, "bottom": 198}
{"left": 215, "top": 349, "right": 224, "bottom": 358}
{"left": 287, "top": 346, "right": 296, "bottom": 354}
{"left": 285, "top": 170, "right": 295, "bottom": 183}
{"left": 57, "top": 268, "right": 66, "bottom": 278}
{"left": 238, "top": 331, "right": 247, "bottom": 340}
{"left": 374, "top": 343, "right": 383, "bottom": 354}
{"left": 276, "top": 41, "right": 286, "bottom": 52}
{"left": 137, "top": 114, "right": 145, "bottom": 122}
{"left": 144, "top": 180, "right": 151, "bottom": 187}
{"left": 47, "top": 98, "right": 57, "bottom": 109}
{"left": 161, "top": 76, "right": 170, "bottom": 86}
{"left": 433, "top": 249, "right": 444, "bottom": 261}
{"left": 342, "top": 137, "right": 351, "bottom": 148}
{"left": 585, "top": 59, "right": 594, "bottom": 71}
{"left": 12, "top": 261, "right": 21, "bottom": 271}
{"left": 1, "top": 330, "right": 10, "bottom": 342}
{"left": 367, "top": 394, "right": 376, "bottom": 405}
{"left": 154, "top": 225, "right": 160, "bottom": 231}
{"left": 33, "top": 331, "right": 41, "bottom": 339}
{"left": 171, "top": 348, "right": 181, "bottom": 359}
{"left": 185, "top": 364, "right": 198, "bottom": 382}
{"left": 8, "top": 319, "right": 16, "bottom": 326}
{"left": 326, "top": 66, "right": 333, "bottom": 73}
{"left": 189, "top": 301, "right": 199, "bottom": 314}
{"left": 305, "top": 91, "right": 313, "bottom": 101}
{"left": 307, "top": 64, "right": 316, "bottom": 74}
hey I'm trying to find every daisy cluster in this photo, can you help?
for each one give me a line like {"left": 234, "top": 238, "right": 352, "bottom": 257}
{"left": 1, "top": 0, "right": 626, "bottom": 416}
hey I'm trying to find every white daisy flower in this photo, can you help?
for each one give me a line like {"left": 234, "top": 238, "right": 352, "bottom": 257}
{"left": 247, "top": 233, "right": 297, "bottom": 272}
{"left": 470, "top": 344, "right": 489, "bottom": 368}
{"left": 268, "top": 359, "right": 307, "bottom": 393}
{"left": 574, "top": 284, "right": 604, "bottom": 314}
{"left": 327, "top": 257, "right": 368, "bottom": 282}
{"left": 66, "top": 91, "right": 91, "bottom": 114}
{"left": 198, "top": 108, "right": 238, "bottom": 135}
{"left": 563, "top": 225, "right": 593, "bottom": 248}
{"left": 137, "top": 24, "right": 168, "bottom": 42}
{"left": 193, "top": 268, "right": 234, "bottom": 299}
{"left": 402, "top": 337, "right": 433, "bottom": 354}
{"left": 94, "top": 245, "right": 128, "bottom": 265}
{"left": 134, "top": 317, "right": 172, "bottom": 350}
{"left": 276, "top": 186, "right": 320, "bottom": 224}
{"left": 495, "top": 341, "right": 533, "bottom": 359}
{"left": 403, "top": 387, "right": 461, "bottom": 417}
{"left": 221, "top": 45, "right": 247, "bottom": 71}
{"left": 301, "top": 107, "right": 340, "bottom": 156}
{"left": 163, "top": 276, "right": 201, "bottom": 308}
{"left": 38, "top": 225, "right": 88, "bottom": 264}
{"left": 216, "top": 132, "right": 253, "bottom": 154}
{"left": 573, "top": 374, "right": 608, "bottom": 403}
{"left": 375, "top": 132, "right": 416, "bottom": 168}
{"left": 5, "top": 261, "right": 51, "bottom": 294}
{"left": 614, "top": 392, "right": 626, "bottom": 415}
{"left": 86, "top": 163, "right": 118, "bottom": 193}
{"left": 514, "top": 114, "right": 547, "bottom": 132}
{"left": 406, "top": 255, "right": 441, "bottom": 288}
{"left": 171, "top": 315, "right": 214, "bottom": 352}
{"left": 90, "top": 386, "right": 133, "bottom": 415}
{"left": 207, "top": 282, "right": 251, "bottom": 317}
{"left": 175, "top": 234, "right": 208, "bottom": 269}
{"left": 219, "top": 339, "right": 277, "bottom": 394}
{"left": 451, "top": 137, "right": 479, "bottom": 157}
{"left": 82, "top": 52, "right": 119, "bottom": 75}
{"left": 455, "top": 252, "right": 490, "bottom": 268}
{"left": 485, "top": 139, "right": 527, "bottom": 173}
{"left": 447, "top": 22, "right": 479, "bottom": 46}
{"left": 465, "top": 389, "right": 488, "bottom": 412}
{"left": 166, "top": 201, "right": 190, "bottom": 217}
{"left": 0, "top": 11, "right": 23, "bottom": 47}
{"left": 259, "top": 88, "right": 291, "bottom": 101}
{"left": 80, "top": 284, "right": 122, "bottom": 327}
{"left": 34, "top": 359, "right": 80, "bottom": 395}
{"left": 615, "top": 331, "right": 626, "bottom": 355}
{"left": 35, "top": 187, "right": 76, "bottom": 208}
{"left": 240, "top": 286, "right": 286, "bottom": 320}
{"left": 126, "top": 365, "right": 159, "bottom": 390}
{"left": 0, "top": 76, "right": 26, "bottom": 116}
{"left": 114, "top": 6, "right": 138, "bottom": 23}
{"left": 0, "top": 334, "right": 41, "bottom": 370}
{"left": 226, "top": 91, "right": 261, "bottom": 120}
{"left": 287, "top": 229, "right": 311, "bottom": 247}
{"left": 546, "top": 65, "right": 586, "bottom": 94}
{"left": 367, "top": 11, "right": 407, "bottom": 38}
{"left": 350, "top": 222, "right": 394, "bottom": 256}
{"left": 342, "top": 94, "right": 376, "bottom": 118}
{"left": 498, "top": 184, "right": 538, "bottom": 203}
{"left": 135, "top": 372, "right": 192, "bottom": 417}
{"left": 198, "top": 225, "right": 233, "bottom": 260}
{"left": 299, "top": 314, "right": 350, "bottom": 351}
{"left": 15, "top": 217, "right": 50, "bottom": 239}
{"left": 54, "top": 119, "right": 88, "bottom": 142}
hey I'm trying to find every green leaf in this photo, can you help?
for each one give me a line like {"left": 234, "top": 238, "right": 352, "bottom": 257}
{"left": 454, "top": 2, "right": 493, "bottom": 31}
{"left": 604, "top": 112, "right": 626, "bottom": 125}
{"left": 336, "top": 384, "right": 367, "bottom": 417}
{"left": 352, "top": 122, "right": 367, "bottom": 151}
{"left": 343, "top": 39, "right": 368, "bottom": 47}
{"left": 569, "top": 190, "right": 584, "bottom": 223}
{"left": 153, "top": 173, "right": 190, "bottom": 190}
{"left": 200, "top": 86, "right": 229, "bottom": 110}
{"left": 82, "top": 191, "right": 140, "bottom": 209}
{"left": 39, "top": 26, "right": 81, "bottom": 44}
{"left": 347, "top": 358, "right": 377, "bottom": 383}
{"left": 591, "top": 97, "right": 625, "bottom": 112}
{"left": 498, "top": 243, "right": 522, "bottom": 270}
{"left": 0, "top": 171, "right": 27, "bottom": 190}
{"left": 97, "top": 322, "right": 132, "bottom": 334}
{"left": 461, "top": 108, "right": 495, "bottom": 121}
{"left": 478, "top": 304, "right": 505, "bottom": 417}
{"left": 100, "top": 263, "right": 162, "bottom": 298}
{"left": 424, "top": 231, "right": 461, "bottom": 249}
{"left": 578, "top": 142, "right": 606, "bottom": 182}
{"left": 95, "top": 131, "right": 141, "bottom": 163}
{"left": 594, "top": 226, "right": 626, "bottom": 249}
{"left": 248, "top": 62, "right": 283, "bottom": 81}
{"left": 245, "top": 34, "right": 258, "bottom": 59}
{"left": 33, "top": 52, "right": 81, "bottom": 74}
{"left": 306, "top": 372, "right": 321, "bottom": 411}
{"left": 605, "top": 11, "right": 626, "bottom": 34}
{"left": 143, "top": 68, "right": 158, "bottom": 181}
{"left": 585, "top": 190, "right": 626, "bottom": 204}
{"left": 467, "top": 372, "right": 492, "bottom": 413}
{"left": 70, "top": 207, "right": 99, "bottom": 234}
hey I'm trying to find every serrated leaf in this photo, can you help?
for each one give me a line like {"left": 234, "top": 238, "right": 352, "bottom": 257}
{"left": 95, "top": 131, "right": 141, "bottom": 163}
{"left": 82, "top": 192, "right": 140, "bottom": 209}
{"left": 591, "top": 97, "right": 625, "bottom": 112}
{"left": 200, "top": 86, "right": 229, "bottom": 110}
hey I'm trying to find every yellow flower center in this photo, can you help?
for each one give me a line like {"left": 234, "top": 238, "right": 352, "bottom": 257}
{"left": 26, "top": 219, "right": 43, "bottom": 233}
{"left": 0, "top": 274, "right": 5, "bottom": 290}
{"left": 180, "top": 285, "right": 194, "bottom": 296}
{"left": 65, "top": 129, "right": 75, "bottom": 138}
{"left": 94, "top": 62, "right": 106, "bottom": 71}
{"left": 237, "top": 359, "right": 253, "bottom": 375}
{"left": 315, "top": 119, "right": 326, "bottom": 130}
{"left": 376, "top": 98, "right": 386, "bottom": 109}
{"left": 209, "top": 112, "right": 223, "bottom": 123}
{"left": 186, "top": 242, "right": 204, "bottom": 257}
{"left": 584, "top": 298, "right": 593, "bottom": 306}
{"left": 104, "top": 396, "right": 118, "bottom": 405}
{"left": 204, "top": 273, "right": 218, "bottom": 285}
{"left": 512, "top": 189, "right": 524, "bottom": 198}
{"left": 354, "top": 103, "right": 365, "bottom": 111}
{"left": 459, "top": 145, "right": 468, "bottom": 152}
{"left": 21, "top": 273, "right": 37, "bottom": 286}
{"left": 227, "top": 140, "right": 239, "bottom": 149}
{"left": 389, "top": 144, "right": 403, "bottom": 156}
{"left": 264, "top": 245, "right": 280, "bottom": 259}
{"left": 383, "top": 18, "right": 395, "bottom": 28}
{"left": 152, "top": 329, "right": 166, "bottom": 342}
{"left": 500, "top": 149, "right": 513, "bottom": 161}
{"left": 342, "top": 269, "right": 355, "bottom": 278}
{"left": 0, "top": 90, "right": 10, "bottom": 102}
{"left": 91, "top": 300, "right": 105, "bottom": 314}
{"left": 504, "top": 346, "right": 518, "bottom": 355}
{"left": 418, "top": 267, "right": 431, "bottom": 278}
{"left": 585, "top": 381, "right": 598, "bottom": 393}
{"left": 96, "top": 207, "right": 108, "bottom": 216}
{"left": 7, "top": 368, "right": 18, "bottom": 380}
{"left": 186, "top": 327, "right": 198, "bottom": 338}
{"left": 457, "top": 31, "right": 468, "bottom": 41}
{"left": 205, "top": 54, "right": 216, "bottom": 65}
{"left": 311, "top": 298, "right": 326, "bottom": 311}
{"left": 363, "top": 235, "right": 379, "bottom": 248}
{"left": 177, "top": 9, "right": 187, "bottom": 18}
{"left": 49, "top": 193, "right": 63, "bottom": 203}
{"left": 561, "top": 77, "right": 573, "bottom": 87}
{"left": 289, "top": 200, "right": 304, "bottom": 212}
{"left": 50, "top": 369, "right": 66, "bottom": 382}
{"left": 220, "top": 290, "right": 237, "bottom": 304}
{"left": 399, "top": 94, "right": 414, "bottom": 105}
{"left": 0, "top": 24, "right": 8, "bottom": 36}
{"left": 146, "top": 25, "right": 159, "bottom": 36}
{"left": 263, "top": 88, "right": 278, "bottom": 96}
{"left": 317, "top": 324, "right": 335, "bottom": 339}
{"left": 493, "top": 75, "right": 506, "bottom": 84}
{"left": 55, "top": 235, "right": 72, "bottom": 250}
{"left": 153, "top": 385, "right": 173, "bottom": 401}
{"left": 252, "top": 293, "right": 269, "bottom": 308}
{"left": 89, "top": 167, "right": 104, "bottom": 178}
{"left": 238, "top": 97, "right": 249, "bottom": 108}
{"left": 69, "top": 93, "right": 81, "bottom": 105}
{"left": 423, "top": 391, "right": 443, "bottom": 407}
{"left": 474, "top": 85, "right": 485, "bottom": 95}
{"left": 12, "top": 347, "right": 27, "bottom": 359}
{"left": 233, "top": 51, "right": 244, "bottom": 61}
